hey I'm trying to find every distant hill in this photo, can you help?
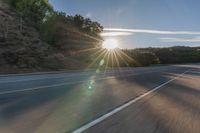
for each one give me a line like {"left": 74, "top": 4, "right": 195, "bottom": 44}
{"left": 121, "top": 46, "right": 200, "bottom": 67}
{"left": 136, "top": 46, "right": 200, "bottom": 64}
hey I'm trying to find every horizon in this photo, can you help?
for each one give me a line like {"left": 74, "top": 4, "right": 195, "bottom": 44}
{"left": 49, "top": 0, "right": 200, "bottom": 49}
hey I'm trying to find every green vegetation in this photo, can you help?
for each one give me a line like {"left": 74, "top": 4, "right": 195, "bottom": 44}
{"left": 122, "top": 49, "right": 160, "bottom": 66}
{"left": 11, "top": 0, "right": 53, "bottom": 27}
{"left": 122, "top": 46, "right": 200, "bottom": 66}
{"left": 40, "top": 12, "right": 103, "bottom": 48}
{"left": 10, "top": 0, "right": 103, "bottom": 45}
{"left": 0, "top": 0, "right": 103, "bottom": 73}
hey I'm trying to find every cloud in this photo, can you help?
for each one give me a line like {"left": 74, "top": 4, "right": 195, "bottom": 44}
{"left": 86, "top": 12, "right": 92, "bottom": 18}
{"left": 101, "top": 32, "right": 133, "bottom": 37}
{"left": 104, "top": 28, "right": 200, "bottom": 35}
{"left": 159, "top": 37, "right": 200, "bottom": 42}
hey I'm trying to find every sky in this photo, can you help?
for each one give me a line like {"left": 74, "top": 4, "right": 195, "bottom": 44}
{"left": 49, "top": 0, "right": 200, "bottom": 48}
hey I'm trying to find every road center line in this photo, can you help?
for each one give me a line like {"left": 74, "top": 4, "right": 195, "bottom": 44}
{"left": 0, "top": 69, "right": 165, "bottom": 95}
{"left": 0, "top": 69, "right": 140, "bottom": 83}
{"left": 0, "top": 68, "right": 174, "bottom": 83}
{"left": 71, "top": 69, "right": 190, "bottom": 133}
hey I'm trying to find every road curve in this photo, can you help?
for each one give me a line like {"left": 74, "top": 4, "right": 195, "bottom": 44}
{"left": 0, "top": 64, "right": 199, "bottom": 133}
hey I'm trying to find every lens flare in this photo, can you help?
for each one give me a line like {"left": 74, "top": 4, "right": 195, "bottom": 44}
{"left": 102, "top": 38, "right": 119, "bottom": 50}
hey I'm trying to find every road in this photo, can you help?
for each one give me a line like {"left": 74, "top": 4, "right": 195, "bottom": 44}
{"left": 0, "top": 64, "right": 200, "bottom": 133}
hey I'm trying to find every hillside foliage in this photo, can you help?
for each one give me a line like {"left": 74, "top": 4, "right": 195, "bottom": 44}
{"left": 122, "top": 46, "right": 200, "bottom": 66}
{"left": 40, "top": 12, "right": 103, "bottom": 49}
{"left": 0, "top": 0, "right": 103, "bottom": 73}
{"left": 10, "top": 0, "right": 53, "bottom": 26}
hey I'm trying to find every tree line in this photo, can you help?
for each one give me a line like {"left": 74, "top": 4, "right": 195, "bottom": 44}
{"left": 122, "top": 46, "right": 200, "bottom": 66}
{"left": 10, "top": 0, "right": 103, "bottom": 49}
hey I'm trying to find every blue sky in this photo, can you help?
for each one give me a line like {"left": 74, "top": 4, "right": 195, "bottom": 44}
{"left": 49, "top": 0, "right": 200, "bottom": 48}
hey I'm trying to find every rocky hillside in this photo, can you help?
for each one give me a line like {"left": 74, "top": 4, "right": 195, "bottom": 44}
{"left": 0, "top": 1, "right": 53, "bottom": 73}
{"left": 0, "top": 1, "right": 102, "bottom": 73}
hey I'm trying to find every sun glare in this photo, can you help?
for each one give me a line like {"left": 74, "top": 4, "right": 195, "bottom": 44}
{"left": 102, "top": 38, "right": 119, "bottom": 50}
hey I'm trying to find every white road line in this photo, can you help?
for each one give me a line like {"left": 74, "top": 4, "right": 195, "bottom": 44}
{"left": 0, "top": 72, "right": 93, "bottom": 83}
{"left": 0, "top": 69, "right": 165, "bottom": 95}
{"left": 0, "top": 70, "right": 123, "bottom": 83}
{"left": 0, "top": 68, "right": 169, "bottom": 83}
{"left": 71, "top": 69, "right": 190, "bottom": 133}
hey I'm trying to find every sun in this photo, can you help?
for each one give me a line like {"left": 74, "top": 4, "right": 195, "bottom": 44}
{"left": 102, "top": 38, "right": 119, "bottom": 50}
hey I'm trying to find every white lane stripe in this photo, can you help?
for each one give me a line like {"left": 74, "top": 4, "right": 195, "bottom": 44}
{"left": 71, "top": 69, "right": 190, "bottom": 133}
{"left": 0, "top": 71, "right": 124, "bottom": 83}
{"left": 0, "top": 68, "right": 169, "bottom": 83}
{"left": 0, "top": 70, "right": 165, "bottom": 95}
{"left": 0, "top": 72, "right": 93, "bottom": 83}
{"left": 0, "top": 69, "right": 130, "bottom": 83}
{"left": 0, "top": 70, "right": 92, "bottom": 77}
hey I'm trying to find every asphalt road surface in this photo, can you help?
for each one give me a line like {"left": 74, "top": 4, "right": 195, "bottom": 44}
{"left": 0, "top": 64, "right": 200, "bottom": 133}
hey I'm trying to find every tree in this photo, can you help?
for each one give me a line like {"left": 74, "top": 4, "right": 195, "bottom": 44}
{"left": 40, "top": 12, "right": 103, "bottom": 48}
{"left": 121, "top": 49, "right": 160, "bottom": 66}
{"left": 12, "top": 0, "right": 53, "bottom": 27}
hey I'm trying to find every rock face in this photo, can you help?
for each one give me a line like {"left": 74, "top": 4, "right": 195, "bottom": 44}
{"left": 0, "top": 0, "right": 50, "bottom": 73}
